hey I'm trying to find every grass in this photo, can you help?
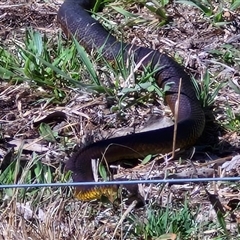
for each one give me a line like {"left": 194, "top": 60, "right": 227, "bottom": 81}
{"left": 177, "top": 0, "right": 240, "bottom": 25}
{"left": 0, "top": 0, "right": 240, "bottom": 239}
{"left": 132, "top": 202, "right": 198, "bottom": 239}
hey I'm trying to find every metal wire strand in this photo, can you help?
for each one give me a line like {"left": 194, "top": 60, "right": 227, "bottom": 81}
{"left": 0, "top": 177, "right": 240, "bottom": 189}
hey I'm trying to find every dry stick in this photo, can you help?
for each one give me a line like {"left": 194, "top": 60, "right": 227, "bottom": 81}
{"left": 111, "top": 200, "right": 137, "bottom": 240}
{"left": 0, "top": 4, "right": 26, "bottom": 9}
{"left": 199, "top": 156, "right": 233, "bottom": 167}
{"left": 162, "top": 77, "right": 182, "bottom": 184}
{"left": 161, "top": 78, "right": 182, "bottom": 200}
{"left": 172, "top": 77, "right": 182, "bottom": 159}
{"left": 143, "top": 160, "right": 157, "bottom": 200}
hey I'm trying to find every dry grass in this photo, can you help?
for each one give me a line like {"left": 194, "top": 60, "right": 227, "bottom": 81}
{"left": 1, "top": 0, "right": 240, "bottom": 239}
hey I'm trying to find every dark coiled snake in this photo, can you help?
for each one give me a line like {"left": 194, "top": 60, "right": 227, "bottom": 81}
{"left": 57, "top": 0, "right": 205, "bottom": 201}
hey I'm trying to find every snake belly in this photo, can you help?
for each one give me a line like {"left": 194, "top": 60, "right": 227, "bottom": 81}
{"left": 57, "top": 0, "right": 205, "bottom": 201}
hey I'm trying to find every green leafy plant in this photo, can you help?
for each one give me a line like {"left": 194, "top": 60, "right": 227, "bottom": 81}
{"left": 133, "top": 202, "right": 197, "bottom": 239}
{"left": 210, "top": 44, "right": 240, "bottom": 65}
{"left": 0, "top": 151, "right": 58, "bottom": 200}
{"left": 176, "top": 0, "right": 240, "bottom": 25}
{"left": 0, "top": 47, "right": 24, "bottom": 82}
{"left": 192, "top": 70, "right": 224, "bottom": 108}
{"left": 223, "top": 104, "right": 240, "bottom": 133}
{"left": 0, "top": 29, "right": 98, "bottom": 92}
{"left": 145, "top": 0, "right": 171, "bottom": 25}
{"left": 230, "top": 0, "right": 240, "bottom": 10}
{"left": 39, "top": 123, "right": 58, "bottom": 143}
{"left": 177, "top": 0, "right": 213, "bottom": 17}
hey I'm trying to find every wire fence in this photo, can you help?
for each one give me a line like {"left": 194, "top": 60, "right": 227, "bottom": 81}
{"left": 1, "top": 177, "right": 240, "bottom": 189}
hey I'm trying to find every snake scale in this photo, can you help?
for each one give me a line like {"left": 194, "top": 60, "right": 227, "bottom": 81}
{"left": 57, "top": 0, "right": 205, "bottom": 201}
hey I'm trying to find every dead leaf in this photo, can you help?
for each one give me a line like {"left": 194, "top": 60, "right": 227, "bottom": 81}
{"left": 221, "top": 155, "right": 240, "bottom": 172}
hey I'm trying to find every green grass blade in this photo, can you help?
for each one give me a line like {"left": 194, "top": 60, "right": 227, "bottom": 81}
{"left": 230, "top": 0, "right": 240, "bottom": 10}
{"left": 176, "top": 0, "right": 212, "bottom": 16}
{"left": 73, "top": 38, "right": 100, "bottom": 85}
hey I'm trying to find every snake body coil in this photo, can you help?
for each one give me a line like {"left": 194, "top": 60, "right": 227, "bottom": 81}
{"left": 58, "top": 0, "right": 205, "bottom": 201}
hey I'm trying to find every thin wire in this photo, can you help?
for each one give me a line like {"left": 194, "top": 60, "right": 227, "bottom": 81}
{"left": 0, "top": 177, "right": 240, "bottom": 189}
